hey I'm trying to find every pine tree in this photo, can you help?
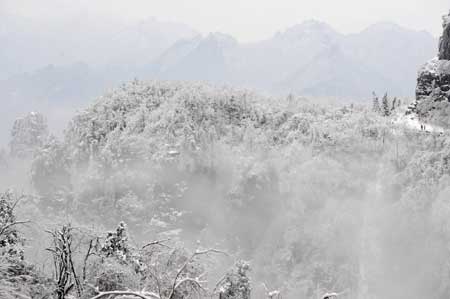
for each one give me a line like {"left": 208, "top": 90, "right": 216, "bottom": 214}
{"left": 382, "top": 93, "right": 390, "bottom": 116}
{"left": 391, "top": 97, "right": 397, "bottom": 112}
{"left": 372, "top": 92, "right": 381, "bottom": 114}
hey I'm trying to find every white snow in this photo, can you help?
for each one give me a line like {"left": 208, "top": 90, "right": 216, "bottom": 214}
{"left": 418, "top": 57, "right": 439, "bottom": 75}
{"left": 418, "top": 58, "right": 450, "bottom": 76}
{"left": 392, "top": 111, "right": 445, "bottom": 134}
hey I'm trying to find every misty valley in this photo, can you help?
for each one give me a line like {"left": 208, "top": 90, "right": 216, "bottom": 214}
{"left": 1, "top": 4, "right": 450, "bottom": 299}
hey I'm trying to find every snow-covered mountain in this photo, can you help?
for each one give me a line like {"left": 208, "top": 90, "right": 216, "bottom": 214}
{"left": 148, "top": 20, "right": 437, "bottom": 97}
{"left": 0, "top": 19, "right": 438, "bottom": 144}
{"left": 276, "top": 45, "right": 398, "bottom": 97}
{"left": 151, "top": 33, "right": 239, "bottom": 83}
{"left": 2, "top": 19, "right": 436, "bottom": 103}
{"left": 343, "top": 22, "right": 437, "bottom": 95}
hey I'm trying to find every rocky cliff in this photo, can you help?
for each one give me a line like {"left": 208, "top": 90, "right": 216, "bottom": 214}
{"left": 439, "top": 13, "right": 450, "bottom": 60}
{"left": 414, "top": 11, "right": 450, "bottom": 123}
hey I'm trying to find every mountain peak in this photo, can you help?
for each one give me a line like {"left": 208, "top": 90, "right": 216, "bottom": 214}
{"left": 362, "top": 21, "right": 419, "bottom": 35}
{"left": 368, "top": 21, "right": 402, "bottom": 30}
{"left": 299, "top": 19, "right": 331, "bottom": 28}
{"left": 283, "top": 20, "right": 337, "bottom": 36}
{"left": 203, "top": 32, "right": 238, "bottom": 48}
{"left": 274, "top": 20, "right": 339, "bottom": 43}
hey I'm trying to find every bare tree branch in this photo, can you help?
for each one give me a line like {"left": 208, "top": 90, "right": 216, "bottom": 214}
{"left": 82, "top": 238, "right": 98, "bottom": 281}
{"left": 167, "top": 248, "right": 228, "bottom": 299}
{"left": 11, "top": 193, "right": 25, "bottom": 211}
{"left": 0, "top": 220, "right": 30, "bottom": 236}
{"left": 144, "top": 268, "right": 163, "bottom": 299}
{"left": 90, "top": 291, "right": 160, "bottom": 299}
{"left": 141, "top": 238, "right": 171, "bottom": 250}
{"left": 212, "top": 274, "right": 227, "bottom": 295}
{"left": 174, "top": 277, "right": 207, "bottom": 292}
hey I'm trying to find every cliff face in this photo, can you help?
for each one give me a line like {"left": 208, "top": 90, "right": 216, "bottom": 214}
{"left": 414, "top": 11, "right": 450, "bottom": 121}
{"left": 439, "top": 13, "right": 450, "bottom": 60}
{"left": 416, "top": 59, "right": 450, "bottom": 102}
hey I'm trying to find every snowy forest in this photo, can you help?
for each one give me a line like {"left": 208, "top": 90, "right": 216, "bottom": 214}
{"left": 2, "top": 3, "right": 450, "bottom": 299}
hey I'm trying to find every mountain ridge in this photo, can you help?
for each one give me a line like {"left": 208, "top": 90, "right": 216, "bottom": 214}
{"left": 147, "top": 19, "right": 436, "bottom": 97}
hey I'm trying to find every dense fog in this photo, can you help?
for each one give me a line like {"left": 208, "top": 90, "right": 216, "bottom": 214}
{"left": 0, "top": 81, "right": 449, "bottom": 299}
{"left": 2, "top": 2, "right": 450, "bottom": 299}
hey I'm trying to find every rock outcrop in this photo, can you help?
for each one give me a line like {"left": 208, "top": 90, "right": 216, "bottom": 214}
{"left": 439, "top": 12, "right": 450, "bottom": 60}
{"left": 414, "top": 11, "right": 450, "bottom": 121}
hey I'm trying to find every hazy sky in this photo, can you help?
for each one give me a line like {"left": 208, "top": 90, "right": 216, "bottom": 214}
{"left": 2, "top": 0, "right": 449, "bottom": 41}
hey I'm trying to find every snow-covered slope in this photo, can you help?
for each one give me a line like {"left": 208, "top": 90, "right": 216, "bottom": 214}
{"left": 393, "top": 110, "right": 445, "bottom": 134}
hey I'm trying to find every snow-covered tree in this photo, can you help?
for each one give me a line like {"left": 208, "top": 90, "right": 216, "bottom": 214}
{"left": 0, "top": 192, "right": 25, "bottom": 257}
{"left": 31, "top": 135, "right": 71, "bottom": 199}
{"left": 391, "top": 97, "right": 397, "bottom": 112}
{"left": 101, "top": 221, "right": 129, "bottom": 260}
{"left": 219, "top": 260, "right": 251, "bottom": 299}
{"left": 17, "top": 79, "right": 450, "bottom": 298}
{"left": 372, "top": 92, "right": 381, "bottom": 114}
{"left": 9, "top": 112, "right": 48, "bottom": 158}
{"left": 382, "top": 93, "right": 390, "bottom": 116}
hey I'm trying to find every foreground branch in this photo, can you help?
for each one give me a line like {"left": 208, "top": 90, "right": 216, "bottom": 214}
{"left": 168, "top": 248, "right": 228, "bottom": 299}
{"left": 141, "top": 238, "right": 171, "bottom": 250}
{"left": 0, "top": 220, "right": 30, "bottom": 236}
{"left": 90, "top": 291, "right": 160, "bottom": 299}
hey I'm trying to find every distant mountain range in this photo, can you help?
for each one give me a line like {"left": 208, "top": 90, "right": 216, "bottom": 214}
{"left": 0, "top": 18, "right": 438, "bottom": 144}
{"left": 0, "top": 16, "right": 198, "bottom": 80}
{"left": 149, "top": 20, "right": 437, "bottom": 97}
{"left": 2, "top": 20, "right": 437, "bottom": 102}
